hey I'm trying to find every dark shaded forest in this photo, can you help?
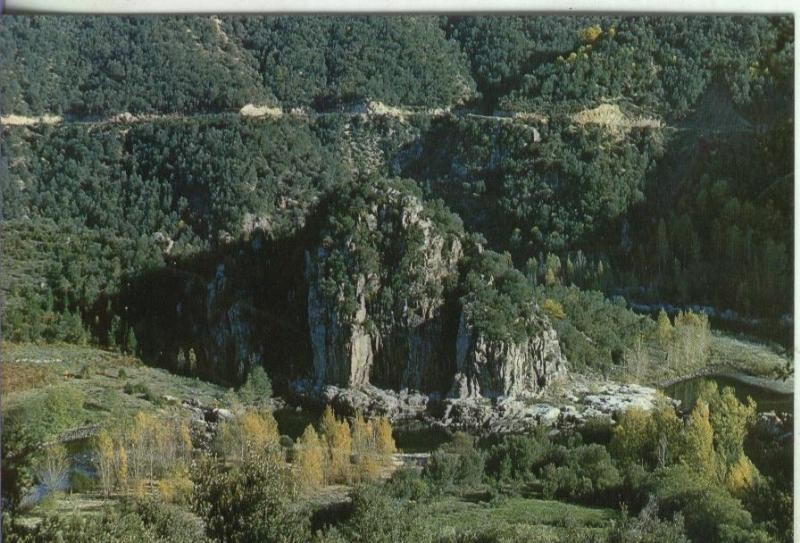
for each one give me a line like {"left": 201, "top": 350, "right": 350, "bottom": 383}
{"left": 1, "top": 15, "right": 793, "bottom": 345}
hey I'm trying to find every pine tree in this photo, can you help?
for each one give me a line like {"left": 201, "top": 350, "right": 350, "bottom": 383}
{"left": 238, "top": 366, "right": 272, "bottom": 405}
{"left": 109, "top": 315, "right": 123, "bottom": 350}
{"left": 124, "top": 326, "right": 137, "bottom": 354}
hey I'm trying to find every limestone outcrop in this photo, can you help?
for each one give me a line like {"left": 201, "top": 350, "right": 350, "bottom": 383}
{"left": 305, "top": 181, "right": 462, "bottom": 392}
{"left": 305, "top": 179, "right": 567, "bottom": 400}
{"left": 450, "top": 312, "right": 566, "bottom": 399}
{"left": 122, "top": 177, "right": 569, "bottom": 402}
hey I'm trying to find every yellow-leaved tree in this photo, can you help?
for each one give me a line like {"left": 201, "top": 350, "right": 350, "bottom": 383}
{"left": 352, "top": 414, "right": 379, "bottom": 482}
{"left": 215, "top": 408, "right": 280, "bottom": 462}
{"left": 98, "top": 411, "right": 194, "bottom": 497}
{"left": 610, "top": 403, "right": 682, "bottom": 468}
{"left": 373, "top": 416, "right": 396, "bottom": 457}
{"left": 609, "top": 407, "right": 652, "bottom": 464}
{"left": 541, "top": 298, "right": 567, "bottom": 320}
{"left": 698, "top": 383, "right": 758, "bottom": 495}
{"left": 319, "top": 407, "right": 352, "bottom": 484}
{"left": 725, "top": 454, "right": 757, "bottom": 496}
{"left": 669, "top": 311, "right": 711, "bottom": 373}
{"left": 580, "top": 25, "right": 603, "bottom": 43}
{"left": 656, "top": 309, "right": 673, "bottom": 347}
{"left": 351, "top": 414, "right": 374, "bottom": 455}
{"left": 293, "top": 425, "right": 326, "bottom": 493}
{"left": 679, "top": 400, "right": 722, "bottom": 482}
{"left": 116, "top": 443, "right": 129, "bottom": 491}
{"left": 157, "top": 466, "right": 194, "bottom": 504}
{"left": 95, "top": 429, "right": 117, "bottom": 497}
{"left": 127, "top": 411, "right": 169, "bottom": 482}
{"left": 319, "top": 405, "right": 338, "bottom": 446}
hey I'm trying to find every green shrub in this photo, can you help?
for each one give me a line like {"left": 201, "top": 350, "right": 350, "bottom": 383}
{"left": 652, "top": 466, "right": 756, "bottom": 543}
{"left": 618, "top": 462, "right": 653, "bottom": 513}
{"left": 741, "top": 476, "right": 793, "bottom": 542}
{"left": 128, "top": 497, "right": 207, "bottom": 543}
{"left": 3, "top": 497, "right": 207, "bottom": 543}
{"left": 332, "top": 484, "right": 413, "bottom": 543}
{"left": 461, "top": 251, "right": 543, "bottom": 344}
{"left": 69, "top": 470, "right": 95, "bottom": 493}
{"left": 1, "top": 424, "right": 37, "bottom": 511}
{"left": 608, "top": 499, "right": 690, "bottom": 543}
{"left": 389, "top": 468, "right": 432, "bottom": 502}
{"left": 484, "top": 430, "right": 552, "bottom": 483}
{"left": 191, "top": 451, "right": 309, "bottom": 542}
{"left": 568, "top": 444, "right": 622, "bottom": 503}
{"left": 456, "top": 449, "right": 486, "bottom": 488}
{"left": 122, "top": 381, "right": 162, "bottom": 404}
{"left": 3, "top": 385, "right": 87, "bottom": 444}
{"left": 3, "top": 507, "right": 149, "bottom": 543}
{"left": 123, "top": 381, "right": 147, "bottom": 395}
{"left": 578, "top": 416, "right": 614, "bottom": 446}
{"left": 534, "top": 285, "right": 654, "bottom": 374}
{"left": 422, "top": 450, "right": 461, "bottom": 493}
{"left": 237, "top": 365, "right": 273, "bottom": 405}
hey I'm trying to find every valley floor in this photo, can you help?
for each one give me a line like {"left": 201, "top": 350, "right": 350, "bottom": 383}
{"left": 1, "top": 333, "right": 793, "bottom": 541}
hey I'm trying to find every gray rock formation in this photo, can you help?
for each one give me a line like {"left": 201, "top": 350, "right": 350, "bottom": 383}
{"left": 307, "top": 256, "right": 374, "bottom": 388}
{"left": 438, "top": 381, "right": 665, "bottom": 434}
{"left": 305, "top": 184, "right": 462, "bottom": 392}
{"left": 450, "top": 312, "right": 566, "bottom": 399}
{"left": 305, "top": 181, "right": 568, "bottom": 402}
{"left": 291, "top": 378, "right": 665, "bottom": 435}
{"left": 308, "top": 382, "right": 429, "bottom": 421}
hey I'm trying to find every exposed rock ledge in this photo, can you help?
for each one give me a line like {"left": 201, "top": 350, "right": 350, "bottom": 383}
{"left": 291, "top": 380, "right": 665, "bottom": 435}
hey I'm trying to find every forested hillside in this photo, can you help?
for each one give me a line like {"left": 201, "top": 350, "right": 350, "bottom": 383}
{"left": 1, "top": 14, "right": 793, "bottom": 345}
{"left": 1, "top": 15, "right": 794, "bottom": 543}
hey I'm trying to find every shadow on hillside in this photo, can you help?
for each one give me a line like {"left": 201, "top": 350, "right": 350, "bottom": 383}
{"left": 90, "top": 218, "right": 325, "bottom": 391}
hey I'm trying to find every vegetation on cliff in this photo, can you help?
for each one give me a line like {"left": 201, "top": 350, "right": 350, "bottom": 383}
{"left": 0, "top": 15, "right": 793, "bottom": 542}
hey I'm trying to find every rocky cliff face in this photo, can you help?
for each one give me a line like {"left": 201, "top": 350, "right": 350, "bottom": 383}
{"left": 450, "top": 311, "right": 565, "bottom": 399}
{"left": 307, "top": 257, "right": 375, "bottom": 388}
{"left": 305, "top": 179, "right": 566, "bottom": 399}
{"left": 306, "top": 181, "right": 462, "bottom": 392}
{"left": 121, "top": 177, "right": 566, "bottom": 400}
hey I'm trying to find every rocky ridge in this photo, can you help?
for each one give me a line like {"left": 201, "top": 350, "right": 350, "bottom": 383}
{"left": 305, "top": 179, "right": 567, "bottom": 401}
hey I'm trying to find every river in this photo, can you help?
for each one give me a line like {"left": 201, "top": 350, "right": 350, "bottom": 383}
{"left": 664, "top": 374, "right": 793, "bottom": 414}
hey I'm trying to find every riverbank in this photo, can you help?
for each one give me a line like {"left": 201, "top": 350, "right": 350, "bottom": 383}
{"left": 658, "top": 369, "right": 793, "bottom": 395}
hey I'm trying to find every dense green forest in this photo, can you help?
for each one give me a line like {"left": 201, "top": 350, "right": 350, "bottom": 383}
{"left": 0, "top": 15, "right": 794, "bottom": 543}
{"left": 2, "top": 15, "right": 792, "bottom": 346}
